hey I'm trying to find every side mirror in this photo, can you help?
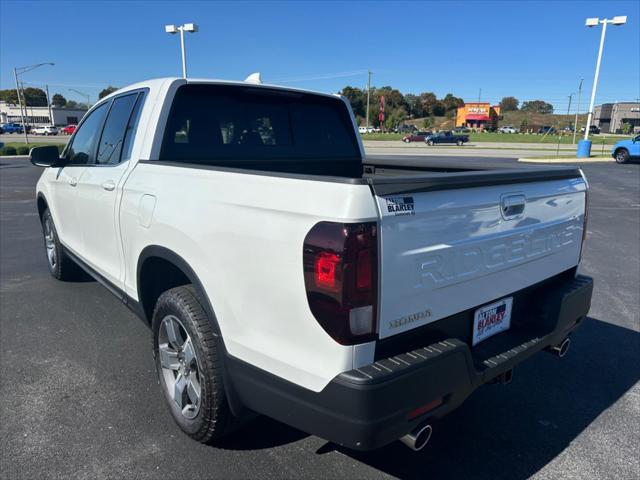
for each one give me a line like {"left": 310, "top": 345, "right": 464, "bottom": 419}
{"left": 30, "top": 145, "right": 63, "bottom": 167}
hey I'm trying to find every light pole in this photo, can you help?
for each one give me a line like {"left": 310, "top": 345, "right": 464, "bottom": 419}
{"left": 13, "top": 62, "right": 54, "bottom": 144}
{"left": 165, "top": 23, "right": 199, "bottom": 78}
{"left": 572, "top": 78, "right": 583, "bottom": 145}
{"left": 68, "top": 88, "right": 91, "bottom": 107}
{"left": 578, "top": 15, "right": 627, "bottom": 158}
{"left": 365, "top": 70, "right": 372, "bottom": 130}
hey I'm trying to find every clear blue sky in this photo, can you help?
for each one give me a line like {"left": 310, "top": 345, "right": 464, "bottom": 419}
{"left": 1, "top": 0, "right": 638, "bottom": 111}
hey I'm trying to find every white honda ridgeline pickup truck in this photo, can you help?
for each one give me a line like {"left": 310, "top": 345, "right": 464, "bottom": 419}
{"left": 31, "top": 78, "right": 593, "bottom": 452}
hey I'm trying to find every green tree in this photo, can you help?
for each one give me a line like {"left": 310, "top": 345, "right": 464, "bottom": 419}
{"left": 66, "top": 100, "right": 79, "bottom": 109}
{"left": 340, "top": 86, "right": 366, "bottom": 119}
{"left": 51, "top": 93, "right": 67, "bottom": 107}
{"left": 98, "top": 85, "right": 118, "bottom": 99}
{"left": 621, "top": 122, "right": 632, "bottom": 135}
{"left": 403, "top": 94, "right": 422, "bottom": 117}
{"left": 431, "top": 100, "right": 446, "bottom": 117}
{"left": 499, "top": 96, "right": 520, "bottom": 111}
{"left": 521, "top": 100, "right": 553, "bottom": 114}
{"left": 385, "top": 107, "right": 407, "bottom": 130}
{"left": 419, "top": 92, "right": 438, "bottom": 116}
{"left": 22, "top": 88, "right": 48, "bottom": 106}
{"left": 0, "top": 89, "right": 19, "bottom": 104}
{"left": 441, "top": 93, "right": 464, "bottom": 113}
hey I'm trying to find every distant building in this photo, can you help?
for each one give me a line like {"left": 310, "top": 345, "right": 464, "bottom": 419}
{"left": 0, "top": 101, "right": 88, "bottom": 127}
{"left": 593, "top": 102, "right": 640, "bottom": 133}
{"left": 456, "top": 102, "right": 501, "bottom": 129}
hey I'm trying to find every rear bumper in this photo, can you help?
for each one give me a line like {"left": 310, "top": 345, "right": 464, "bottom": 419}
{"left": 226, "top": 274, "right": 593, "bottom": 451}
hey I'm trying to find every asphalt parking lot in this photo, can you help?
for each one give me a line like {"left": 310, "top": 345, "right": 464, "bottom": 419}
{"left": 0, "top": 155, "right": 638, "bottom": 479}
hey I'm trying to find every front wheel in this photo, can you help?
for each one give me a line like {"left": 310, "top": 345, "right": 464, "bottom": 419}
{"left": 41, "top": 209, "right": 81, "bottom": 280}
{"left": 403, "top": 138, "right": 410, "bottom": 143}
{"left": 427, "top": 140, "right": 434, "bottom": 146}
{"left": 456, "top": 139, "right": 464, "bottom": 146}
{"left": 615, "top": 149, "right": 629, "bottom": 164}
{"left": 152, "top": 285, "right": 235, "bottom": 444}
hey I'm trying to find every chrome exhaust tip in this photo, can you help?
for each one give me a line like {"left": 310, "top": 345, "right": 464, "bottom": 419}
{"left": 549, "top": 337, "right": 571, "bottom": 358}
{"left": 400, "top": 424, "right": 432, "bottom": 451}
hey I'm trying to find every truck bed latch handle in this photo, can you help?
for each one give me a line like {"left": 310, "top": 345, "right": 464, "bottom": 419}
{"left": 501, "top": 194, "right": 526, "bottom": 219}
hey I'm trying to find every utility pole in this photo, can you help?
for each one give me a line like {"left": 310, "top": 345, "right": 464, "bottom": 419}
{"left": 13, "top": 67, "right": 29, "bottom": 144}
{"left": 478, "top": 88, "right": 481, "bottom": 103}
{"left": 366, "top": 70, "right": 372, "bottom": 130}
{"left": 45, "top": 84, "right": 53, "bottom": 126}
{"left": 557, "top": 93, "right": 573, "bottom": 157}
{"left": 573, "top": 78, "right": 583, "bottom": 144}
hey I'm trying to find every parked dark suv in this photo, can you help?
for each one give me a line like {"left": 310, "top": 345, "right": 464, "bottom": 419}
{"left": 537, "top": 126, "right": 556, "bottom": 135}
{"left": 580, "top": 125, "right": 601, "bottom": 134}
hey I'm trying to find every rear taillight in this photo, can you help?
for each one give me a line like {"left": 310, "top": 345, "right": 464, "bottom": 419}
{"left": 303, "top": 221, "right": 378, "bottom": 345}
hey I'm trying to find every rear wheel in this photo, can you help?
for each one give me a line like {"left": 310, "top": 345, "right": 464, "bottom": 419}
{"left": 456, "top": 139, "right": 464, "bottom": 146}
{"left": 152, "top": 285, "right": 235, "bottom": 443}
{"left": 615, "top": 148, "right": 629, "bottom": 164}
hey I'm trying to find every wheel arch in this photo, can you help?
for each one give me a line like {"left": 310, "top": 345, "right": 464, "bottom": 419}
{"left": 136, "top": 245, "right": 245, "bottom": 415}
{"left": 36, "top": 192, "right": 48, "bottom": 221}
{"left": 614, "top": 147, "right": 629, "bottom": 156}
{"left": 136, "top": 245, "right": 219, "bottom": 334}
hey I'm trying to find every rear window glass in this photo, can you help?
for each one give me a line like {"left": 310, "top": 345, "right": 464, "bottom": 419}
{"left": 160, "top": 84, "right": 360, "bottom": 166}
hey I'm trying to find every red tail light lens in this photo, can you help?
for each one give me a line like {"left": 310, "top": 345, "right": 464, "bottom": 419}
{"left": 303, "top": 222, "right": 378, "bottom": 345}
{"left": 315, "top": 252, "right": 340, "bottom": 290}
{"left": 356, "top": 249, "right": 372, "bottom": 290}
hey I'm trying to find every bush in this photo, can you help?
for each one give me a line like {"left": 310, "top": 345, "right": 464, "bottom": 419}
{"left": 1, "top": 146, "right": 17, "bottom": 156}
{"left": 17, "top": 146, "right": 30, "bottom": 155}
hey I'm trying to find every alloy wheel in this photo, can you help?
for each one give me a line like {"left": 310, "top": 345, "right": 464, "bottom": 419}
{"left": 158, "top": 315, "right": 202, "bottom": 419}
{"left": 44, "top": 216, "right": 57, "bottom": 268}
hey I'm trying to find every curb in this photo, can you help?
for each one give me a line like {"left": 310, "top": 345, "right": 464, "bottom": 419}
{"left": 518, "top": 157, "right": 614, "bottom": 164}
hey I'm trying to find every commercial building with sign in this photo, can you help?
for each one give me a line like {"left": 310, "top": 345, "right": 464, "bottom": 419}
{"left": 456, "top": 102, "right": 501, "bottom": 129}
{"left": 0, "top": 101, "right": 88, "bottom": 127}
{"left": 593, "top": 102, "right": 640, "bottom": 133}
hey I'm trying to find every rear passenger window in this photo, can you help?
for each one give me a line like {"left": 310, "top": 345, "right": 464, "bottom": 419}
{"left": 96, "top": 93, "right": 139, "bottom": 165}
{"left": 120, "top": 93, "right": 145, "bottom": 163}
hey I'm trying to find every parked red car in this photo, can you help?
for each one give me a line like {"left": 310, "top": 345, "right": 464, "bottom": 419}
{"left": 61, "top": 124, "right": 77, "bottom": 135}
{"left": 402, "top": 131, "right": 432, "bottom": 143}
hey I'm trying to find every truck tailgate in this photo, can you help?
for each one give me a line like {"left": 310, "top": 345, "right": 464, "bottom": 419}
{"left": 370, "top": 167, "right": 587, "bottom": 339}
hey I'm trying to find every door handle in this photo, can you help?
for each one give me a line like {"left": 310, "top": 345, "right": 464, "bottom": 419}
{"left": 68, "top": 177, "right": 78, "bottom": 187}
{"left": 101, "top": 180, "right": 116, "bottom": 191}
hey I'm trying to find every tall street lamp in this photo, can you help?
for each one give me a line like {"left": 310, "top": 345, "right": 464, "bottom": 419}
{"left": 13, "top": 62, "right": 54, "bottom": 144}
{"left": 165, "top": 23, "right": 198, "bottom": 78}
{"left": 577, "top": 15, "right": 627, "bottom": 158}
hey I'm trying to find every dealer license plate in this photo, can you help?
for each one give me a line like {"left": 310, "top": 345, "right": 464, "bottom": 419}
{"left": 472, "top": 297, "right": 513, "bottom": 346}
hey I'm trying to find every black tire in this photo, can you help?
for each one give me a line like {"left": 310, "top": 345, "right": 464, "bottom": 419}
{"left": 152, "top": 285, "right": 235, "bottom": 444}
{"left": 403, "top": 138, "right": 410, "bottom": 143}
{"left": 427, "top": 140, "right": 434, "bottom": 146}
{"left": 615, "top": 148, "right": 629, "bottom": 164}
{"left": 456, "top": 139, "right": 464, "bottom": 146}
{"left": 41, "top": 208, "right": 81, "bottom": 280}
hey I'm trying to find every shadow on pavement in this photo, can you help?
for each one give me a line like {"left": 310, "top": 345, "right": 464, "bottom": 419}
{"left": 220, "top": 317, "right": 639, "bottom": 478}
